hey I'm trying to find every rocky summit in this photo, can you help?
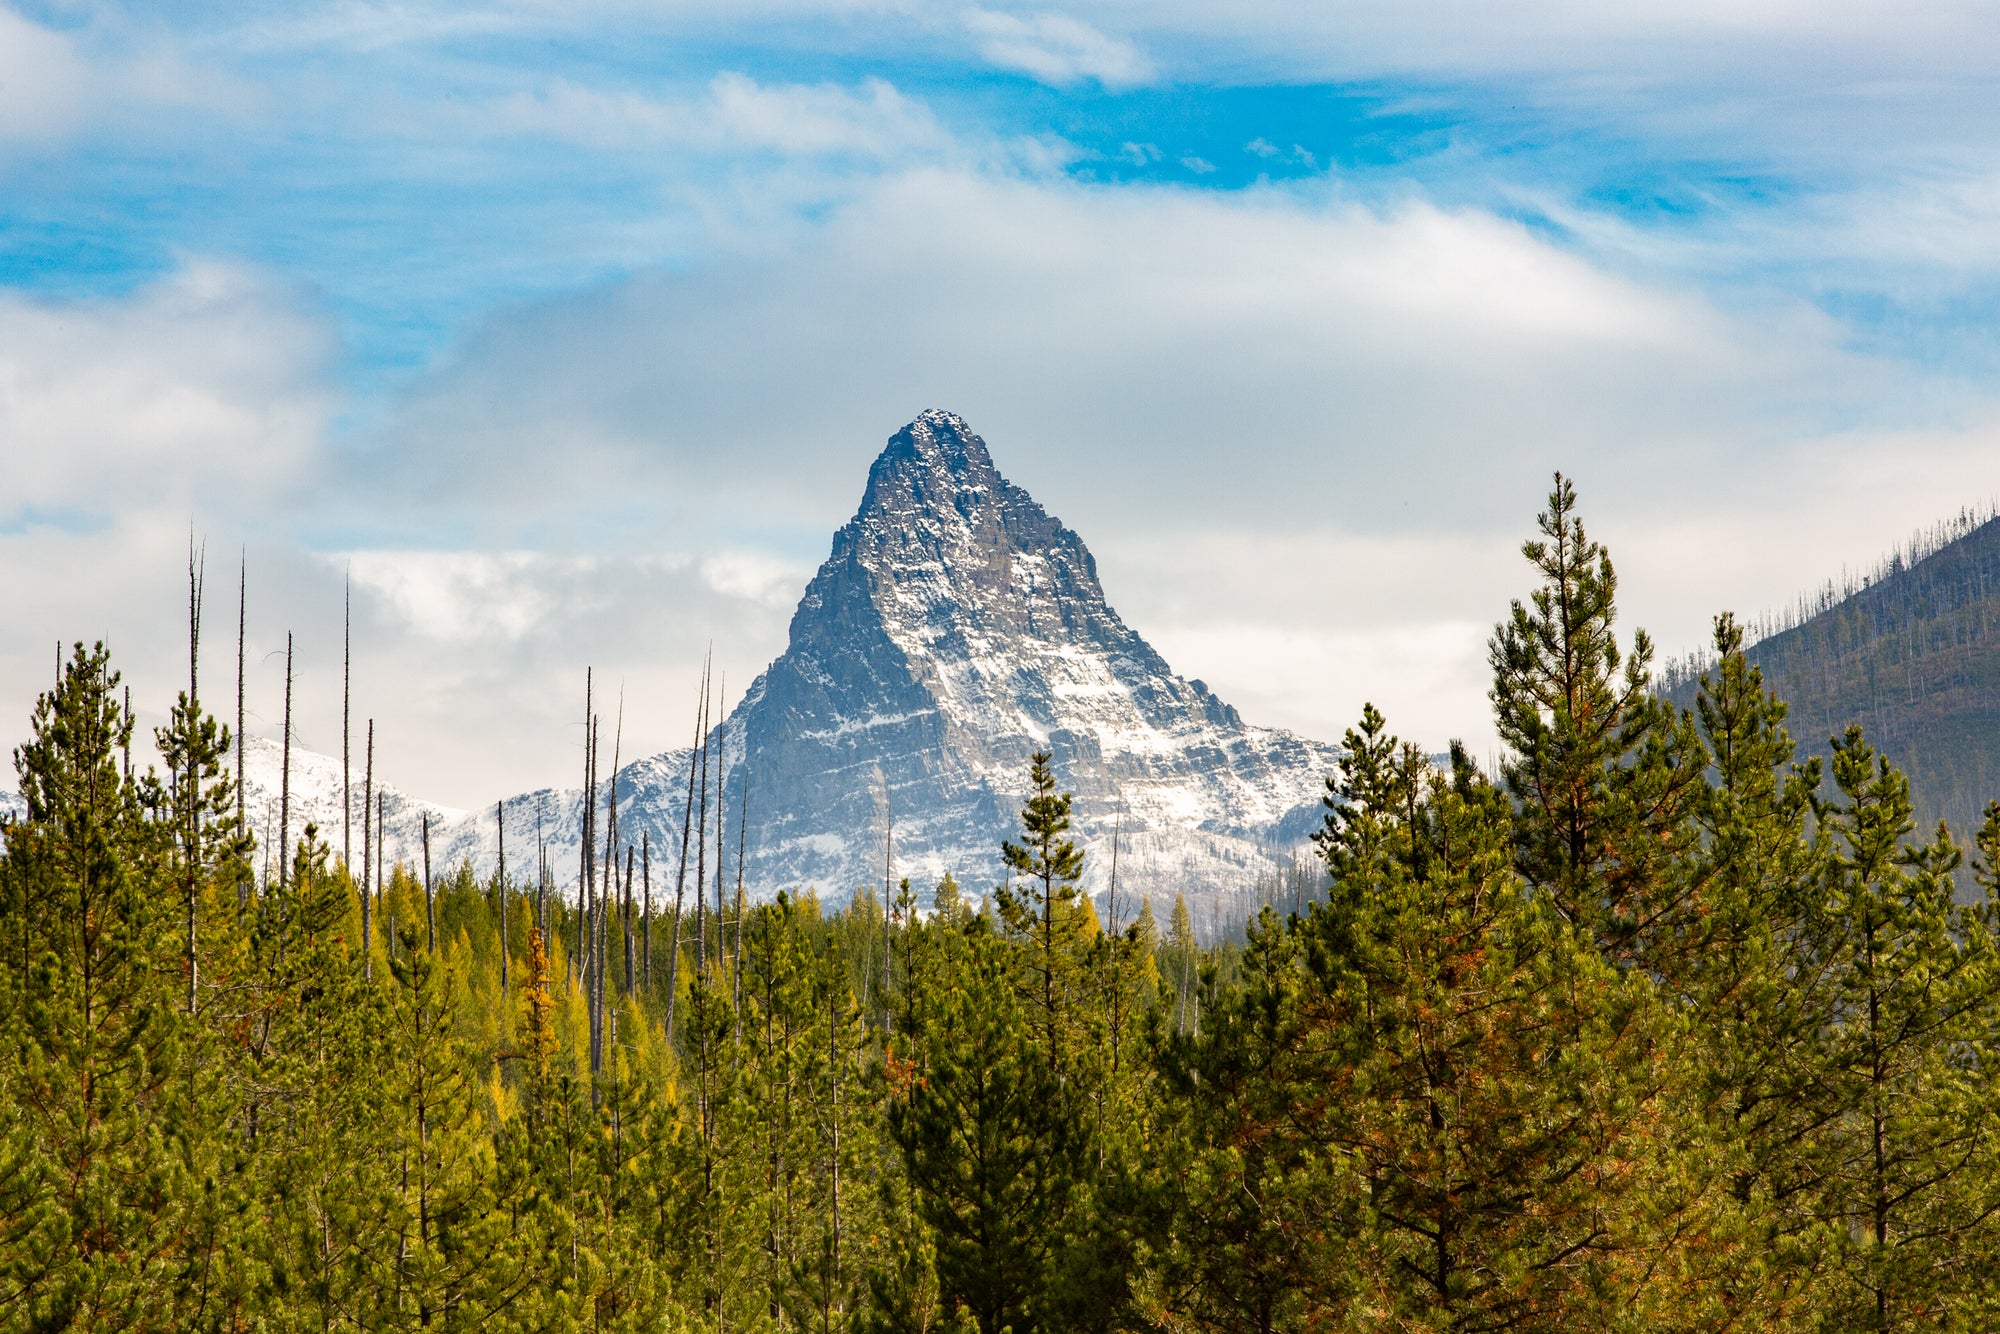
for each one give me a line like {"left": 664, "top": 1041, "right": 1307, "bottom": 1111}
{"left": 254, "top": 412, "right": 1342, "bottom": 915}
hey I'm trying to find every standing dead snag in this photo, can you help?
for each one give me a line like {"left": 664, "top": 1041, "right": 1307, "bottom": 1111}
{"left": 714, "top": 672, "right": 727, "bottom": 981}
{"left": 591, "top": 713, "right": 609, "bottom": 1081}
{"left": 184, "top": 535, "right": 206, "bottom": 1015}
{"left": 497, "top": 800, "right": 509, "bottom": 997}
{"left": 363, "top": 719, "right": 374, "bottom": 981}
{"left": 579, "top": 669, "right": 594, "bottom": 984}
{"left": 882, "top": 774, "right": 893, "bottom": 1032}
{"left": 733, "top": 770, "right": 748, "bottom": 1030}
{"left": 667, "top": 672, "right": 702, "bottom": 1045}
{"left": 422, "top": 810, "right": 434, "bottom": 952}
{"left": 622, "top": 844, "right": 636, "bottom": 999}
{"left": 236, "top": 551, "right": 247, "bottom": 905}
{"left": 279, "top": 631, "right": 293, "bottom": 894}
{"left": 642, "top": 831, "right": 652, "bottom": 991}
{"left": 342, "top": 572, "right": 351, "bottom": 874}
{"left": 695, "top": 656, "right": 711, "bottom": 973}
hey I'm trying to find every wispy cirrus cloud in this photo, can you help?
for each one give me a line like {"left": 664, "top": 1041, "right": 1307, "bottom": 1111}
{"left": 963, "top": 9, "right": 1153, "bottom": 88}
{"left": 482, "top": 73, "right": 953, "bottom": 160}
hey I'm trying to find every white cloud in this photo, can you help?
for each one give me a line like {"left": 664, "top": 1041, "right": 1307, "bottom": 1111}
{"left": 357, "top": 169, "right": 2000, "bottom": 762}
{"left": 706, "top": 73, "right": 948, "bottom": 158}
{"left": 0, "top": 260, "right": 331, "bottom": 526}
{"left": 345, "top": 551, "right": 630, "bottom": 642}
{"left": 699, "top": 550, "right": 816, "bottom": 608}
{"left": 10, "top": 170, "right": 2000, "bottom": 803}
{"left": 483, "top": 72, "right": 950, "bottom": 160}
{"left": 0, "top": 7, "right": 256, "bottom": 151}
{"left": 0, "top": 8, "right": 86, "bottom": 142}
{"left": 963, "top": 8, "right": 1154, "bottom": 88}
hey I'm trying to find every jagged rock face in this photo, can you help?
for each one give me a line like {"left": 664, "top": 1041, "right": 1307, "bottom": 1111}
{"left": 727, "top": 409, "right": 1338, "bottom": 903}
{"left": 221, "top": 411, "right": 1341, "bottom": 914}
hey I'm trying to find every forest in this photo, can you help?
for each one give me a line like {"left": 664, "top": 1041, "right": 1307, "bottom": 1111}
{"left": 1659, "top": 504, "right": 2000, "bottom": 840}
{"left": 4, "top": 475, "right": 2000, "bottom": 1332}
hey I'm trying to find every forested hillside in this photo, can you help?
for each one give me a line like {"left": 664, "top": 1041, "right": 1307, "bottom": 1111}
{"left": 1667, "top": 507, "right": 2000, "bottom": 837}
{"left": 4, "top": 476, "right": 2000, "bottom": 1331}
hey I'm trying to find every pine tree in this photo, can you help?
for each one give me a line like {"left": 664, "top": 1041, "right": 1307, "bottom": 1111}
{"left": 891, "top": 926, "right": 1085, "bottom": 1334}
{"left": 1682, "top": 613, "right": 1835, "bottom": 1322}
{"left": 1162, "top": 895, "right": 1198, "bottom": 1036}
{"left": 1811, "top": 728, "right": 2000, "bottom": 1330}
{"left": 1488, "top": 474, "right": 1705, "bottom": 969}
{"left": 0, "top": 644, "right": 190, "bottom": 1327}
{"left": 1156, "top": 707, "right": 1697, "bottom": 1333}
{"left": 371, "top": 946, "right": 535, "bottom": 1326}
{"left": 997, "top": 751, "right": 1092, "bottom": 1070}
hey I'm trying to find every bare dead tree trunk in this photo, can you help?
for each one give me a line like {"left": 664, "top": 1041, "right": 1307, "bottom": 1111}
{"left": 342, "top": 571, "right": 351, "bottom": 875}
{"left": 376, "top": 788, "right": 385, "bottom": 950}
{"left": 497, "top": 799, "right": 508, "bottom": 997}
{"left": 642, "top": 831, "right": 653, "bottom": 990}
{"left": 695, "top": 655, "right": 712, "bottom": 974}
{"left": 579, "top": 669, "right": 593, "bottom": 983}
{"left": 623, "top": 843, "right": 636, "bottom": 999}
{"left": 186, "top": 536, "right": 205, "bottom": 1016}
{"left": 590, "top": 713, "right": 605, "bottom": 1082}
{"left": 422, "top": 810, "right": 434, "bottom": 952}
{"left": 606, "top": 697, "right": 624, "bottom": 1002}
{"left": 829, "top": 981, "right": 844, "bottom": 1323}
{"left": 363, "top": 720, "right": 374, "bottom": 981}
{"left": 715, "top": 672, "right": 727, "bottom": 978}
{"left": 279, "top": 631, "right": 293, "bottom": 894}
{"left": 883, "top": 777, "right": 893, "bottom": 1033}
{"left": 667, "top": 677, "right": 702, "bottom": 1046}
{"left": 236, "top": 552, "right": 247, "bottom": 906}
{"left": 734, "top": 770, "right": 749, "bottom": 1035}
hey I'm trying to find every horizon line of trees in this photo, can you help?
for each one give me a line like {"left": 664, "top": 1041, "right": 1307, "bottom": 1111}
{"left": 4, "top": 473, "right": 2000, "bottom": 1331}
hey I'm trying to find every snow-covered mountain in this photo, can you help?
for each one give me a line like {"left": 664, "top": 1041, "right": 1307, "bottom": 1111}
{"left": 224, "top": 411, "right": 1341, "bottom": 910}
{"left": 235, "top": 733, "right": 466, "bottom": 884}
{"left": 712, "top": 409, "right": 1339, "bottom": 904}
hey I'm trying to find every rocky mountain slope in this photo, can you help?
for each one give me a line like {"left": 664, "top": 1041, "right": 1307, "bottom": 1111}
{"left": 713, "top": 409, "right": 1340, "bottom": 905}
{"left": 1667, "top": 508, "right": 2000, "bottom": 840}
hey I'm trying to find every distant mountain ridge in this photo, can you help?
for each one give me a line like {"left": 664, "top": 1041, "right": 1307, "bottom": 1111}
{"left": 1667, "top": 507, "right": 2000, "bottom": 837}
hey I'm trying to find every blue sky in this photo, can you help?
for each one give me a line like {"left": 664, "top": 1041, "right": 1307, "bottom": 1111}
{"left": 6, "top": 1, "right": 2000, "bottom": 800}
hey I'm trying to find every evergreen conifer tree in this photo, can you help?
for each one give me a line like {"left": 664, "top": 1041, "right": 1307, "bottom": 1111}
{"left": 1488, "top": 474, "right": 1705, "bottom": 969}
{"left": 998, "top": 752, "right": 1093, "bottom": 1070}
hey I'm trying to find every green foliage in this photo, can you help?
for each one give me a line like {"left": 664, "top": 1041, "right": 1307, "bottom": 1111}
{"left": 9, "top": 481, "right": 2000, "bottom": 1330}
{"left": 891, "top": 926, "right": 1085, "bottom": 1334}
{"left": 998, "top": 749, "right": 1094, "bottom": 1069}
{"left": 1489, "top": 474, "right": 1706, "bottom": 972}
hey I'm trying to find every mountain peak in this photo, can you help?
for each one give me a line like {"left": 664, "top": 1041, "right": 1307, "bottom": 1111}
{"left": 730, "top": 412, "right": 1337, "bottom": 901}
{"left": 859, "top": 409, "right": 1001, "bottom": 519}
